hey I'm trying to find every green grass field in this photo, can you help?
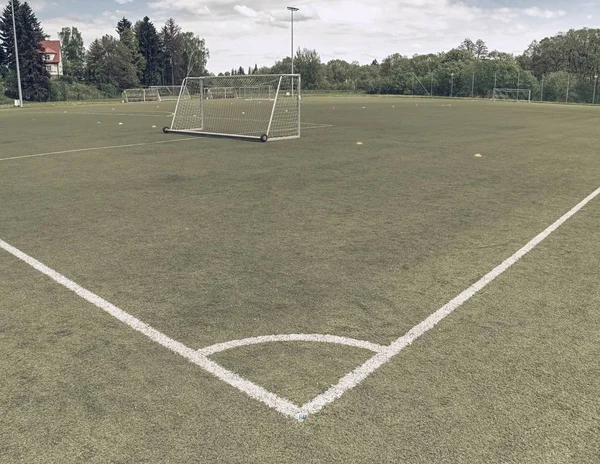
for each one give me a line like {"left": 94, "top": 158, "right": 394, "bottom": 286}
{"left": 1, "top": 97, "right": 600, "bottom": 463}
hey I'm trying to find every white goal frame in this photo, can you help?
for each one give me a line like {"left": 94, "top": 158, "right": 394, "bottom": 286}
{"left": 164, "top": 74, "right": 301, "bottom": 142}
{"left": 122, "top": 88, "right": 162, "bottom": 103}
{"left": 492, "top": 88, "right": 531, "bottom": 102}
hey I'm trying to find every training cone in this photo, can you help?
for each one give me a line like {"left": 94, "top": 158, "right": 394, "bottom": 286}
{"left": 356, "top": 141, "right": 363, "bottom": 145}
{"left": 474, "top": 153, "right": 482, "bottom": 158}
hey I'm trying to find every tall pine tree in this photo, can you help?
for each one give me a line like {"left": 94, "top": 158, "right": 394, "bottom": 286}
{"left": 58, "top": 26, "right": 85, "bottom": 79}
{"left": 0, "top": 0, "right": 50, "bottom": 101}
{"left": 117, "top": 18, "right": 145, "bottom": 84}
{"left": 116, "top": 17, "right": 132, "bottom": 35}
{"left": 134, "top": 17, "right": 161, "bottom": 86}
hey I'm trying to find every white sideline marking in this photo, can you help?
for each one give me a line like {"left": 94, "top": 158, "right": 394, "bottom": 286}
{"left": 1, "top": 186, "right": 599, "bottom": 420}
{"left": 0, "top": 138, "right": 194, "bottom": 162}
{"left": 198, "top": 334, "right": 385, "bottom": 356}
{"left": 0, "top": 238, "right": 302, "bottom": 418}
{"left": 301, "top": 186, "right": 600, "bottom": 414}
{"left": 301, "top": 123, "right": 334, "bottom": 130}
{"left": 57, "top": 111, "right": 173, "bottom": 118}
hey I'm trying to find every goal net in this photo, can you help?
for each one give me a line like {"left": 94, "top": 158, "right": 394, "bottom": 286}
{"left": 122, "top": 88, "right": 162, "bottom": 103}
{"left": 164, "top": 74, "right": 301, "bottom": 142}
{"left": 492, "top": 88, "right": 531, "bottom": 102}
{"left": 149, "top": 85, "right": 183, "bottom": 101}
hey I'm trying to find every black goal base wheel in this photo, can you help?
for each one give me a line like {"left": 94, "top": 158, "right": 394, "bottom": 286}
{"left": 162, "top": 126, "right": 170, "bottom": 134}
{"left": 260, "top": 134, "right": 268, "bottom": 143}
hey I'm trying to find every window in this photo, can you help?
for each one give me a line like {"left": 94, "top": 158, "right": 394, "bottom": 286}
{"left": 46, "top": 65, "right": 53, "bottom": 72}
{"left": 44, "top": 54, "right": 51, "bottom": 61}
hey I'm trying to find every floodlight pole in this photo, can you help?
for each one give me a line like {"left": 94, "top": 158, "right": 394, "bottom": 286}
{"left": 450, "top": 72, "right": 454, "bottom": 97}
{"left": 593, "top": 75, "right": 598, "bottom": 105}
{"left": 287, "top": 6, "right": 299, "bottom": 96}
{"left": 10, "top": 0, "right": 24, "bottom": 107}
{"left": 540, "top": 75, "right": 544, "bottom": 102}
{"left": 428, "top": 57, "right": 433, "bottom": 97}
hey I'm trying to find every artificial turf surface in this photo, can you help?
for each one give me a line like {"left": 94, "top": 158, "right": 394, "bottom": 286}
{"left": 1, "top": 97, "right": 599, "bottom": 462}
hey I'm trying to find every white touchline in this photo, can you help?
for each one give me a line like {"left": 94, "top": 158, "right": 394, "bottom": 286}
{"left": 301, "top": 185, "right": 600, "bottom": 414}
{"left": 0, "top": 238, "right": 302, "bottom": 419}
{"left": 0, "top": 138, "right": 196, "bottom": 162}
{"left": 1, "top": 185, "right": 599, "bottom": 420}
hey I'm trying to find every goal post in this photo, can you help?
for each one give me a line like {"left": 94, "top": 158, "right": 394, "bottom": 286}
{"left": 122, "top": 88, "right": 162, "bottom": 103}
{"left": 163, "top": 74, "right": 301, "bottom": 142}
{"left": 492, "top": 88, "right": 531, "bottom": 102}
{"left": 148, "top": 85, "right": 183, "bottom": 101}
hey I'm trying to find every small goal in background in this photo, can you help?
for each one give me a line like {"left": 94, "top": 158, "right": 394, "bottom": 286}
{"left": 122, "top": 88, "right": 162, "bottom": 103}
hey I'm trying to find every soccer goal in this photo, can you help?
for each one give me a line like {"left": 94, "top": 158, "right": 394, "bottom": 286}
{"left": 163, "top": 74, "right": 301, "bottom": 142}
{"left": 149, "top": 85, "right": 183, "bottom": 101}
{"left": 492, "top": 88, "right": 531, "bottom": 102}
{"left": 122, "top": 88, "right": 162, "bottom": 103}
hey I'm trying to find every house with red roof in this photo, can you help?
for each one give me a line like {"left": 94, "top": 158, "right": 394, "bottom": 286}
{"left": 40, "top": 40, "right": 63, "bottom": 79}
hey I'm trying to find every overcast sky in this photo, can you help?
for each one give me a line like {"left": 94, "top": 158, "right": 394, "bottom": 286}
{"left": 31, "top": 0, "right": 599, "bottom": 73}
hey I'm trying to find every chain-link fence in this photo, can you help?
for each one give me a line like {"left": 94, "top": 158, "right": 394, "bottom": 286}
{"left": 374, "top": 69, "right": 599, "bottom": 105}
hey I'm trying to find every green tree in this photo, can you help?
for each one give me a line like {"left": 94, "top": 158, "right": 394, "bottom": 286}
{"left": 58, "top": 27, "right": 85, "bottom": 79}
{"left": 180, "top": 31, "right": 208, "bottom": 77}
{"left": 116, "top": 17, "right": 132, "bottom": 35}
{"left": 0, "top": 0, "right": 50, "bottom": 101}
{"left": 160, "top": 18, "right": 181, "bottom": 85}
{"left": 474, "top": 39, "right": 488, "bottom": 60}
{"left": 0, "top": 35, "right": 6, "bottom": 72}
{"left": 237, "top": 65, "right": 245, "bottom": 75}
{"left": 459, "top": 38, "right": 475, "bottom": 55}
{"left": 119, "top": 26, "right": 145, "bottom": 83}
{"left": 293, "top": 48, "right": 322, "bottom": 89}
{"left": 86, "top": 35, "right": 139, "bottom": 90}
{"left": 134, "top": 17, "right": 162, "bottom": 86}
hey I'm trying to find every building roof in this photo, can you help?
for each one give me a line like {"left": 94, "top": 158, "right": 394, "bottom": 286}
{"left": 40, "top": 40, "right": 61, "bottom": 64}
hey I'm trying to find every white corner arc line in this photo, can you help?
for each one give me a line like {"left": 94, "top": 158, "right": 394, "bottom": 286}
{"left": 0, "top": 238, "right": 301, "bottom": 418}
{"left": 198, "top": 334, "right": 385, "bottom": 357}
{"left": 0, "top": 138, "right": 195, "bottom": 162}
{"left": 301, "top": 186, "right": 600, "bottom": 414}
{"left": 1, "top": 186, "right": 599, "bottom": 420}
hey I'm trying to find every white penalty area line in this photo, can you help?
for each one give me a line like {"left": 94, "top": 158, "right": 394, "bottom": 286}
{"left": 0, "top": 138, "right": 196, "bottom": 162}
{"left": 301, "top": 185, "right": 600, "bottom": 414}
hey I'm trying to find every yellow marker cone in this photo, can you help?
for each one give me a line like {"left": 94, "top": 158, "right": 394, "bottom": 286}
{"left": 356, "top": 141, "right": 363, "bottom": 145}
{"left": 474, "top": 153, "right": 482, "bottom": 157}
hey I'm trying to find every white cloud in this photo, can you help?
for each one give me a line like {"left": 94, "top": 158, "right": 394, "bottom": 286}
{"left": 29, "top": 0, "right": 48, "bottom": 11}
{"left": 36, "top": 0, "right": 597, "bottom": 74}
{"left": 115, "top": 0, "right": 134, "bottom": 4}
{"left": 523, "top": 7, "right": 567, "bottom": 19}
{"left": 233, "top": 5, "right": 258, "bottom": 18}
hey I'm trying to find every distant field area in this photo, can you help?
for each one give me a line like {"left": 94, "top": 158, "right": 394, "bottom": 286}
{"left": 1, "top": 97, "right": 599, "bottom": 463}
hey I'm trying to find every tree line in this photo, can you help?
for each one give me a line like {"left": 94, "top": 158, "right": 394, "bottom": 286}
{"left": 0, "top": 0, "right": 599, "bottom": 103}
{"left": 0, "top": 0, "right": 208, "bottom": 101}
{"left": 248, "top": 33, "right": 600, "bottom": 103}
